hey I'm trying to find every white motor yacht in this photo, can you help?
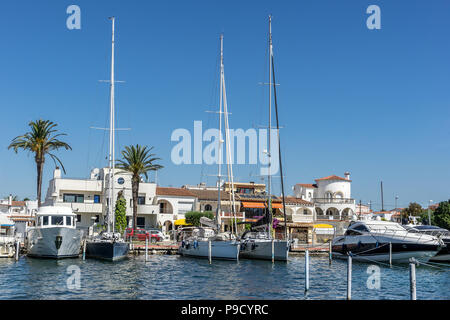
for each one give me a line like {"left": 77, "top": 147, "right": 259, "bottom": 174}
{"left": 26, "top": 206, "right": 82, "bottom": 259}
{"left": 332, "top": 220, "right": 443, "bottom": 263}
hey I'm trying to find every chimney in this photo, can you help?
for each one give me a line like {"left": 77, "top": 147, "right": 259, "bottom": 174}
{"left": 8, "top": 194, "right": 12, "bottom": 205}
{"left": 54, "top": 167, "right": 61, "bottom": 179}
{"left": 344, "top": 172, "right": 350, "bottom": 180}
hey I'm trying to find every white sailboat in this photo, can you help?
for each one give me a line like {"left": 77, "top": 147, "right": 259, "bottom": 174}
{"left": 85, "top": 17, "right": 129, "bottom": 261}
{"left": 178, "top": 34, "right": 240, "bottom": 260}
{"left": 239, "top": 16, "right": 290, "bottom": 262}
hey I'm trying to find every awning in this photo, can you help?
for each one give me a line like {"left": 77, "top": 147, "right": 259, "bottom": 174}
{"left": 271, "top": 203, "right": 283, "bottom": 209}
{"left": 0, "top": 215, "right": 14, "bottom": 227}
{"left": 241, "top": 202, "right": 265, "bottom": 209}
{"left": 174, "top": 219, "right": 192, "bottom": 226}
{"left": 314, "top": 224, "right": 334, "bottom": 229}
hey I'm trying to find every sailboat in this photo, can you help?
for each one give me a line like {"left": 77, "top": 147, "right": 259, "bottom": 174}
{"left": 178, "top": 35, "right": 240, "bottom": 260}
{"left": 85, "top": 17, "right": 129, "bottom": 261}
{"left": 239, "top": 16, "right": 290, "bottom": 261}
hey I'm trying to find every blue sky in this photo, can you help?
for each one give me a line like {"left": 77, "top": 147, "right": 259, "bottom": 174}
{"left": 1, "top": 0, "right": 449, "bottom": 210}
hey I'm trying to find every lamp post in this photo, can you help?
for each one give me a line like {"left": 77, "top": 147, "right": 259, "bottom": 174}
{"left": 428, "top": 200, "right": 433, "bottom": 225}
{"left": 395, "top": 196, "right": 398, "bottom": 211}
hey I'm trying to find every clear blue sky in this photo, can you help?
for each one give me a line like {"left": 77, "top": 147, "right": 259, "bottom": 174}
{"left": 1, "top": 0, "right": 449, "bottom": 211}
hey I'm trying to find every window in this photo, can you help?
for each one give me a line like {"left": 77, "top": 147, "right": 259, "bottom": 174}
{"left": 353, "top": 224, "right": 369, "bottom": 232}
{"left": 94, "top": 195, "right": 101, "bottom": 203}
{"left": 63, "top": 194, "right": 84, "bottom": 203}
{"left": 43, "top": 216, "right": 49, "bottom": 226}
{"left": 205, "top": 204, "right": 212, "bottom": 211}
{"left": 137, "top": 196, "right": 145, "bottom": 205}
{"left": 137, "top": 217, "right": 145, "bottom": 229}
{"left": 66, "top": 216, "right": 72, "bottom": 226}
{"left": 303, "top": 209, "right": 310, "bottom": 215}
{"left": 76, "top": 215, "right": 81, "bottom": 222}
{"left": 52, "top": 216, "right": 64, "bottom": 226}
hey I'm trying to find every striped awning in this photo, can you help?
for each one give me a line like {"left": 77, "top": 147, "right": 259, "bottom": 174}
{"left": 271, "top": 203, "right": 283, "bottom": 209}
{"left": 0, "top": 215, "right": 14, "bottom": 227}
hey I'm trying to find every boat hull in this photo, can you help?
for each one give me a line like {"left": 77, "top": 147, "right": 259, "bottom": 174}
{"left": 85, "top": 241, "right": 129, "bottom": 261}
{"left": 178, "top": 240, "right": 240, "bottom": 260}
{"left": 239, "top": 239, "right": 289, "bottom": 261}
{"left": 0, "top": 238, "right": 15, "bottom": 258}
{"left": 27, "top": 227, "right": 81, "bottom": 259}
{"left": 331, "top": 241, "right": 441, "bottom": 263}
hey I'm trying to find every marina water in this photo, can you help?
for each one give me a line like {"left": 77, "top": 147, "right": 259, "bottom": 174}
{"left": 0, "top": 255, "right": 448, "bottom": 300}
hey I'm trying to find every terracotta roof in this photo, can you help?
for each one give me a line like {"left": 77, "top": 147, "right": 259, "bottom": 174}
{"left": 156, "top": 187, "right": 197, "bottom": 197}
{"left": 295, "top": 183, "right": 317, "bottom": 189}
{"left": 315, "top": 175, "right": 351, "bottom": 182}
{"left": 284, "top": 197, "right": 314, "bottom": 206}
{"left": 11, "top": 201, "right": 26, "bottom": 207}
{"left": 185, "top": 189, "right": 231, "bottom": 201}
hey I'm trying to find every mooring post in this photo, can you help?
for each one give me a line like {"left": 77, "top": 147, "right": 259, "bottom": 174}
{"left": 271, "top": 239, "right": 275, "bottom": 263}
{"left": 82, "top": 239, "right": 86, "bottom": 261}
{"left": 389, "top": 242, "right": 392, "bottom": 267}
{"left": 347, "top": 252, "right": 352, "bottom": 300}
{"left": 208, "top": 240, "right": 212, "bottom": 264}
{"left": 409, "top": 258, "right": 417, "bottom": 300}
{"left": 329, "top": 241, "right": 332, "bottom": 264}
{"left": 305, "top": 249, "right": 310, "bottom": 292}
{"left": 15, "top": 240, "right": 20, "bottom": 261}
{"left": 145, "top": 237, "right": 149, "bottom": 262}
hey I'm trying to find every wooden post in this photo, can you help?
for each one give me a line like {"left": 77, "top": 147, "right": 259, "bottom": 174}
{"left": 145, "top": 237, "right": 149, "bottom": 262}
{"left": 347, "top": 253, "right": 352, "bottom": 300}
{"left": 82, "top": 239, "right": 86, "bottom": 261}
{"left": 329, "top": 241, "right": 332, "bottom": 264}
{"left": 410, "top": 258, "right": 417, "bottom": 300}
{"left": 305, "top": 249, "right": 310, "bottom": 292}
{"left": 271, "top": 239, "right": 275, "bottom": 263}
{"left": 208, "top": 240, "right": 212, "bottom": 264}
{"left": 389, "top": 242, "right": 392, "bottom": 267}
{"left": 15, "top": 240, "right": 20, "bottom": 261}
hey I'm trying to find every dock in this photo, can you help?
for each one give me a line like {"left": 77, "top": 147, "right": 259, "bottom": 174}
{"left": 129, "top": 242, "right": 179, "bottom": 255}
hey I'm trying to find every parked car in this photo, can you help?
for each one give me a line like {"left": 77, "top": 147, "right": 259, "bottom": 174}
{"left": 125, "top": 228, "right": 163, "bottom": 243}
{"left": 147, "top": 229, "right": 165, "bottom": 241}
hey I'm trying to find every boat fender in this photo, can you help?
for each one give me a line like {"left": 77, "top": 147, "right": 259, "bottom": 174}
{"left": 251, "top": 242, "right": 256, "bottom": 251}
{"left": 375, "top": 241, "right": 379, "bottom": 248}
{"left": 186, "top": 242, "right": 190, "bottom": 250}
{"left": 181, "top": 240, "right": 185, "bottom": 248}
{"left": 193, "top": 240, "right": 198, "bottom": 249}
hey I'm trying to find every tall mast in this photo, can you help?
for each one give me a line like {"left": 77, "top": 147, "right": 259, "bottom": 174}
{"left": 216, "top": 34, "right": 224, "bottom": 231}
{"left": 267, "top": 15, "right": 273, "bottom": 237}
{"left": 108, "top": 17, "right": 116, "bottom": 233}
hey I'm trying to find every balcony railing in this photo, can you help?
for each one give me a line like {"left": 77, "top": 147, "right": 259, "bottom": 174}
{"left": 313, "top": 198, "right": 355, "bottom": 205}
{"left": 316, "top": 214, "right": 352, "bottom": 221}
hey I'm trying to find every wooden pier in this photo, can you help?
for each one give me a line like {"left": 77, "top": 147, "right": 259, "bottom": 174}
{"left": 129, "top": 242, "right": 179, "bottom": 255}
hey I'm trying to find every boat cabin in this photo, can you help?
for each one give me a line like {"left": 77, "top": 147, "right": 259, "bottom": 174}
{"left": 34, "top": 206, "right": 77, "bottom": 229}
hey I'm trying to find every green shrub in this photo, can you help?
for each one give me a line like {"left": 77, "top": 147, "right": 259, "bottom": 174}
{"left": 185, "top": 211, "right": 214, "bottom": 226}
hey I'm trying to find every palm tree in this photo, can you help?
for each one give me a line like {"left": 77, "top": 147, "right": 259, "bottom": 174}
{"left": 116, "top": 144, "right": 163, "bottom": 230}
{"left": 8, "top": 119, "right": 72, "bottom": 207}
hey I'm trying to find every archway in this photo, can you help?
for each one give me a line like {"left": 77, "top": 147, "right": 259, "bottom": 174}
{"left": 204, "top": 204, "right": 212, "bottom": 212}
{"left": 158, "top": 200, "right": 173, "bottom": 214}
{"left": 316, "top": 207, "right": 324, "bottom": 216}
{"left": 298, "top": 208, "right": 312, "bottom": 215}
{"left": 326, "top": 207, "right": 339, "bottom": 216}
{"left": 341, "top": 208, "right": 353, "bottom": 217}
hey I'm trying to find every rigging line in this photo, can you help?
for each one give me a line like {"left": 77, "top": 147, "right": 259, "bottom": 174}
{"left": 271, "top": 44, "right": 288, "bottom": 241}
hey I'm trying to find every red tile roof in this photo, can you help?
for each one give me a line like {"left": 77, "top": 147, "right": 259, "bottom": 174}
{"left": 284, "top": 197, "right": 314, "bottom": 206}
{"left": 11, "top": 201, "right": 26, "bottom": 207}
{"left": 295, "top": 183, "right": 317, "bottom": 189}
{"left": 156, "top": 187, "right": 197, "bottom": 197}
{"left": 315, "top": 175, "right": 351, "bottom": 182}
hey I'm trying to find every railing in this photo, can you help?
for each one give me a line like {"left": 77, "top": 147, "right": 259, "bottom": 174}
{"left": 137, "top": 205, "right": 159, "bottom": 215}
{"left": 291, "top": 214, "right": 314, "bottom": 223}
{"left": 313, "top": 198, "right": 355, "bottom": 205}
{"left": 316, "top": 214, "right": 352, "bottom": 221}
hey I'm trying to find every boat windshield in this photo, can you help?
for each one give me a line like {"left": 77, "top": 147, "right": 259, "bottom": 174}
{"left": 366, "top": 223, "right": 406, "bottom": 232}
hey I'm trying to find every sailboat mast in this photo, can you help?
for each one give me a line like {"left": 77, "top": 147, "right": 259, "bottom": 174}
{"left": 216, "top": 34, "right": 224, "bottom": 231}
{"left": 267, "top": 15, "right": 273, "bottom": 238}
{"left": 107, "top": 17, "right": 116, "bottom": 233}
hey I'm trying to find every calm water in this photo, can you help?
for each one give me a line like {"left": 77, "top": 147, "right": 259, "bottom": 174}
{"left": 0, "top": 254, "right": 448, "bottom": 300}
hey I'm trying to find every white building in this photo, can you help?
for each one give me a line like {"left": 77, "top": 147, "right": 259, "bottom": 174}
{"left": 44, "top": 167, "right": 196, "bottom": 232}
{"left": 0, "top": 196, "right": 38, "bottom": 239}
{"left": 293, "top": 172, "right": 356, "bottom": 220}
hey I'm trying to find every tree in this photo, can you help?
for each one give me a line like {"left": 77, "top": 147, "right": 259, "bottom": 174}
{"left": 8, "top": 119, "right": 71, "bottom": 207}
{"left": 185, "top": 211, "right": 214, "bottom": 226}
{"left": 115, "top": 190, "right": 127, "bottom": 234}
{"left": 116, "top": 144, "right": 163, "bottom": 231}
{"left": 433, "top": 200, "right": 450, "bottom": 230}
{"left": 401, "top": 202, "right": 423, "bottom": 219}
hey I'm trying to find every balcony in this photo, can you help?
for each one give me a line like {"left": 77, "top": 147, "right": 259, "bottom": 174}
{"left": 57, "top": 202, "right": 103, "bottom": 214}
{"left": 291, "top": 214, "right": 314, "bottom": 223}
{"left": 313, "top": 198, "right": 355, "bottom": 205}
{"left": 316, "top": 214, "right": 352, "bottom": 221}
{"left": 136, "top": 204, "right": 159, "bottom": 215}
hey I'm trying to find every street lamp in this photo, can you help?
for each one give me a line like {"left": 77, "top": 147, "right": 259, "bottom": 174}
{"left": 395, "top": 196, "right": 399, "bottom": 211}
{"left": 428, "top": 200, "right": 433, "bottom": 225}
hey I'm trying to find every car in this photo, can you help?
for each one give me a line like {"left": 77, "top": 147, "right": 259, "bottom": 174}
{"left": 147, "top": 229, "right": 165, "bottom": 241}
{"left": 125, "top": 228, "right": 163, "bottom": 243}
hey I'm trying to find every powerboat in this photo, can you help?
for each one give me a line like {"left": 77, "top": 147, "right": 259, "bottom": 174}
{"left": 404, "top": 225, "right": 450, "bottom": 262}
{"left": 26, "top": 206, "right": 82, "bottom": 259}
{"left": 85, "top": 232, "right": 129, "bottom": 261}
{"left": 239, "top": 230, "right": 289, "bottom": 261}
{"left": 331, "top": 220, "right": 443, "bottom": 263}
{"left": 0, "top": 215, "right": 16, "bottom": 258}
{"left": 178, "top": 227, "right": 240, "bottom": 260}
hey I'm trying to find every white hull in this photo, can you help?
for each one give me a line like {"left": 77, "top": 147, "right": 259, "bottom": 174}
{"left": 27, "top": 227, "right": 81, "bottom": 259}
{"left": 332, "top": 250, "right": 438, "bottom": 263}
{"left": 178, "top": 240, "right": 240, "bottom": 260}
{"left": 239, "top": 239, "right": 289, "bottom": 261}
{"left": 429, "top": 253, "right": 450, "bottom": 262}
